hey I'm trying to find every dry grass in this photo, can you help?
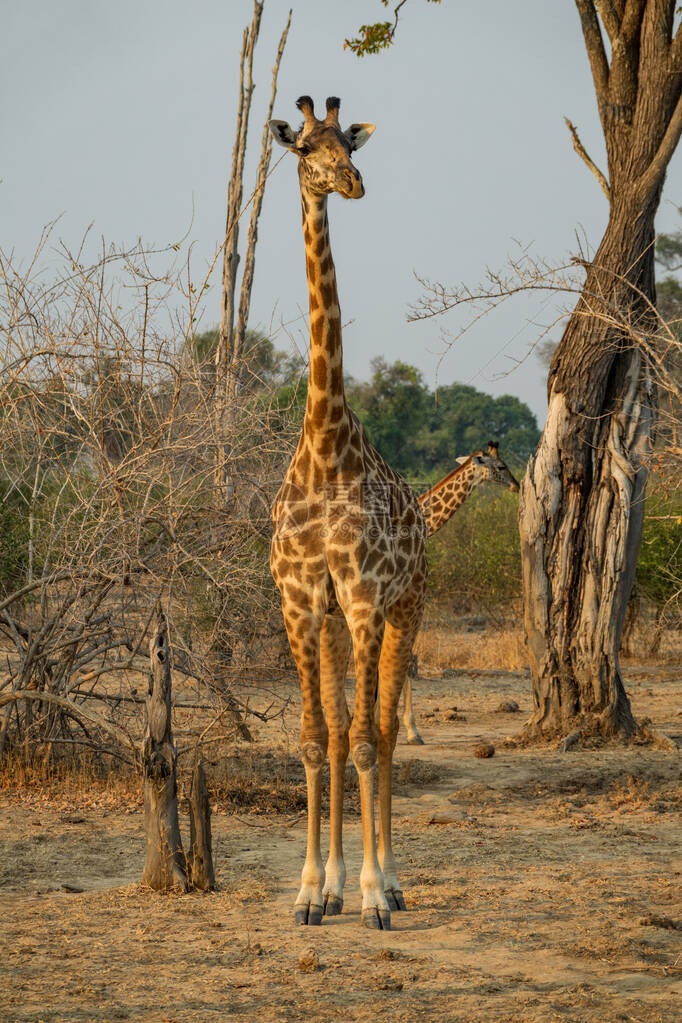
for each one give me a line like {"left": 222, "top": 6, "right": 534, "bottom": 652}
{"left": 414, "top": 624, "right": 529, "bottom": 673}
{"left": 620, "top": 620, "right": 682, "bottom": 665}
{"left": 415, "top": 620, "right": 682, "bottom": 673}
{"left": 0, "top": 752, "right": 140, "bottom": 810}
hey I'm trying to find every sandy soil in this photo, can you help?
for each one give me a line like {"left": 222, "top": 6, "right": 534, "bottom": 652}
{"left": 1, "top": 666, "right": 681, "bottom": 1023}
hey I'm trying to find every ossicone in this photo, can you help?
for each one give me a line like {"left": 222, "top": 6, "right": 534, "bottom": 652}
{"left": 296, "top": 95, "right": 316, "bottom": 124}
{"left": 325, "top": 96, "right": 341, "bottom": 125}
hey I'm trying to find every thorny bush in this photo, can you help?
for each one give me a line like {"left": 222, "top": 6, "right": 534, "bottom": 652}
{"left": 0, "top": 229, "right": 300, "bottom": 764}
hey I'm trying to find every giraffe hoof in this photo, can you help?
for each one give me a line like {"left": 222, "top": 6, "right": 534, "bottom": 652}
{"left": 323, "top": 893, "right": 343, "bottom": 916}
{"left": 361, "top": 907, "right": 391, "bottom": 931}
{"left": 407, "top": 734, "right": 425, "bottom": 746}
{"left": 385, "top": 890, "right": 406, "bottom": 912}
{"left": 295, "top": 903, "right": 323, "bottom": 926}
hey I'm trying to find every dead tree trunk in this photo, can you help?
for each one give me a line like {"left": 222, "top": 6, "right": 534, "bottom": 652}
{"left": 188, "top": 762, "right": 215, "bottom": 891}
{"left": 519, "top": 2, "right": 682, "bottom": 739}
{"left": 141, "top": 608, "right": 188, "bottom": 891}
{"left": 213, "top": 3, "right": 291, "bottom": 505}
{"left": 214, "top": 2, "right": 263, "bottom": 508}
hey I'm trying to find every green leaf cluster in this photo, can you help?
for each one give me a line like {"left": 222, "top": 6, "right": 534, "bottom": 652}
{"left": 426, "top": 487, "right": 521, "bottom": 611}
{"left": 346, "top": 356, "right": 540, "bottom": 481}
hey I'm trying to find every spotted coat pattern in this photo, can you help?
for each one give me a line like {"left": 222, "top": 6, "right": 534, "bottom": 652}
{"left": 269, "top": 95, "right": 426, "bottom": 931}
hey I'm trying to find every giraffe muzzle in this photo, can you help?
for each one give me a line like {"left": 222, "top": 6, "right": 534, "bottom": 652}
{"left": 340, "top": 170, "right": 364, "bottom": 199}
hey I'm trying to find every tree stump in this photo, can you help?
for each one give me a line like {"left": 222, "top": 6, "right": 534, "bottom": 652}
{"left": 188, "top": 762, "right": 215, "bottom": 891}
{"left": 141, "top": 608, "right": 188, "bottom": 892}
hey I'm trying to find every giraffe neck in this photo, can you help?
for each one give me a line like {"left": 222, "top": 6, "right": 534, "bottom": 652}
{"left": 300, "top": 187, "right": 349, "bottom": 440}
{"left": 418, "top": 461, "right": 479, "bottom": 537}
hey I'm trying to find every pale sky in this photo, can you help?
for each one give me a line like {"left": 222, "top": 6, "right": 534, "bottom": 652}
{"left": 3, "top": 0, "right": 682, "bottom": 424}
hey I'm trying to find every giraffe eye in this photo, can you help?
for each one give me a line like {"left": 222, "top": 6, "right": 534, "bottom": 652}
{"left": 297, "top": 143, "right": 311, "bottom": 157}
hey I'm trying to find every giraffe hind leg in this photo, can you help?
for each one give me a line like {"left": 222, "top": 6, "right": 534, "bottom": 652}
{"left": 403, "top": 676, "right": 425, "bottom": 745}
{"left": 347, "top": 608, "right": 391, "bottom": 931}
{"left": 378, "top": 616, "right": 422, "bottom": 912}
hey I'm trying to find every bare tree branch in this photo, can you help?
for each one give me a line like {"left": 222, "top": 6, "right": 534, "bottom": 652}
{"left": 637, "top": 87, "right": 682, "bottom": 198}
{"left": 235, "top": 9, "right": 292, "bottom": 362}
{"left": 565, "top": 117, "right": 611, "bottom": 199}
{"left": 598, "top": 0, "right": 622, "bottom": 42}
{"left": 575, "top": 0, "right": 611, "bottom": 104}
{"left": 0, "top": 690, "right": 136, "bottom": 754}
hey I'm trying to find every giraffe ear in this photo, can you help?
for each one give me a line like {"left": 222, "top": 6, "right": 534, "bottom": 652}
{"left": 269, "top": 119, "right": 298, "bottom": 149}
{"left": 344, "top": 123, "right": 375, "bottom": 151}
{"left": 455, "top": 456, "right": 469, "bottom": 465}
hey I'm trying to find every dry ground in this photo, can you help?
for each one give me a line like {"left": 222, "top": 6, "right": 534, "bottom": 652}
{"left": 1, "top": 658, "right": 681, "bottom": 1023}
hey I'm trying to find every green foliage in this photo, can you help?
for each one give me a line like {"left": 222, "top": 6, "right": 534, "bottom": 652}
{"left": 635, "top": 492, "right": 682, "bottom": 612}
{"left": 655, "top": 217, "right": 682, "bottom": 273}
{"left": 186, "top": 327, "right": 299, "bottom": 392}
{"left": 425, "top": 471, "right": 681, "bottom": 617}
{"left": 348, "top": 358, "right": 540, "bottom": 481}
{"left": 347, "top": 358, "right": 429, "bottom": 475}
{"left": 656, "top": 220, "right": 682, "bottom": 332}
{"left": 345, "top": 20, "right": 395, "bottom": 56}
{"left": 344, "top": 0, "right": 442, "bottom": 57}
{"left": 426, "top": 488, "right": 521, "bottom": 611}
{"left": 657, "top": 276, "right": 682, "bottom": 327}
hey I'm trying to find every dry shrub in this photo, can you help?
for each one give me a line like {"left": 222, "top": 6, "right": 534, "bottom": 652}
{"left": 605, "top": 774, "right": 652, "bottom": 810}
{"left": 206, "top": 750, "right": 306, "bottom": 814}
{"left": 0, "top": 232, "right": 300, "bottom": 766}
{"left": 0, "top": 750, "right": 139, "bottom": 809}
{"left": 207, "top": 749, "right": 366, "bottom": 815}
{"left": 620, "top": 615, "right": 682, "bottom": 665}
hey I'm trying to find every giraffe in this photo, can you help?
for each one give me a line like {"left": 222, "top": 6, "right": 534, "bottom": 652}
{"left": 401, "top": 441, "right": 520, "bottom": 744}
{"left": 268, "top": 96, "right": 427, "bottom": 931}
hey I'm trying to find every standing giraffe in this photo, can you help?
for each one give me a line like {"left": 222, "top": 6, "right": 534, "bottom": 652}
{"left": 402, "top": 441, "right": 520, "bottom": 744}
{"left": 269, "top": 96, "right": 427, "bottom": 930}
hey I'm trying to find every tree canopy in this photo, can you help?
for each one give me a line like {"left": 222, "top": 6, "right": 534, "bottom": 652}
{"left": 346, "top": 356, "right": 539, "bottom": 480}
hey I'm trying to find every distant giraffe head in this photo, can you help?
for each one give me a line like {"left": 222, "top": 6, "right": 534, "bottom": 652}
{"left": 269, "top": 95, "right": 375, "bottom": 199}
{"left": 457, "top": 441, "right": 520, "bottom": 492}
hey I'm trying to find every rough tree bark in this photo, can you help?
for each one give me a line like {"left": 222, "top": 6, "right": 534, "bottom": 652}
{"left": 188, "top": 762, "right": 215, "bottom": 891}
{"left": 519, "top": 1, "right": 682, "bottom": 739}
{"left": 141, "top": 608, "right": 188, "bottom": 891}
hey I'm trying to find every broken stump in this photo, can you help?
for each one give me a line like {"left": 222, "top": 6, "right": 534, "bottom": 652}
{"left": 141, "top": 607, "right": 188, "bottom": 892}
{"left": 188, "top": 761, "right": 215, "bottom": 891}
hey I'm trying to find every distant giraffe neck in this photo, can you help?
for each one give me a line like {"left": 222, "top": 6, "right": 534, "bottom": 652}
{"left": 301, "top": 187, "right": 349, "bottom": 437}
{"left": 418, "top": 460, "right": 479, "bottom": 537}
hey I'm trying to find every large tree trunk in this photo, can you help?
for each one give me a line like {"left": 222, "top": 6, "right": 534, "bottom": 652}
{"left": 519, "top": 2, "right": 682, "bottom": 740}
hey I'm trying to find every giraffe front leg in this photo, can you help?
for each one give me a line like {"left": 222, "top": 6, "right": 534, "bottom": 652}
{"left": 282, "top": 607, "right": 328, "bottom": 926}
{"left": 351, "top": 740, "right": 391, "bottom": 930}
{"left": 323, "top": 735, "right": 347, "bottom": 916}
{"left": 296, "top": 740, "right": 327, "bottom": 926}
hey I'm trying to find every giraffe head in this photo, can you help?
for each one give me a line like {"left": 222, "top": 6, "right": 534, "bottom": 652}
{"left": 457, "top": 441, "right": 520, "bottom": 492}
{"left": 269, "top": 96, "right": 375, "bottom": 199}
